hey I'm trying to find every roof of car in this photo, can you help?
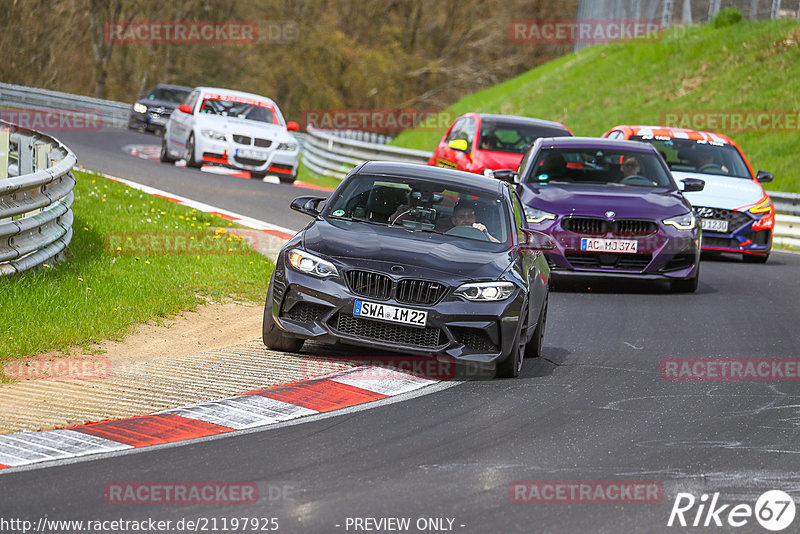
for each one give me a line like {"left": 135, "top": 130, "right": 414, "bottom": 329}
{"left": 193, "top": 86, "right": 278, "bottom": 106}
{"left": 608, "top": 125, "right": 736, "bottom": 145}
{"left": 354, "top": 161, "right": 504, "bottom": 195}
{"left": 536, "top": 136, "right": 660, "bottom": 152}
{"left": 472, "top": 113, "right": 570, "bottom": 130}
{"left": 151, "top": 83, "right": 193, "bottom": 91}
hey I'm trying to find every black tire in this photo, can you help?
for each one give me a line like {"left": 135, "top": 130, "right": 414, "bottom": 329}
{"left": 671, "top": 264, "right": 699, "bottom": 293}
{"left": 743, "top": 252, "right": 769, "bottom": 264}
{"left": 496, "top": 303, "right": 528, "bottom": 378}
{"left": 185, "top": 133, "right": 202, "bottom": 169}
{"left": 159, "top": 135, "right": 177, "bottom": 164}
{"left": 262, "top": 280, "right": 304, "bottom": 353}
{"left": 524, "top": 296, "right": 547, "bottom": 359}
{"left": 278, "top": 173, "right": 297, "bottom": 184}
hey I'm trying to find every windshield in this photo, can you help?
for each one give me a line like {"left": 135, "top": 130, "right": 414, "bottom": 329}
{"left": 479, "top": 120, "right": 569, "bottom": 154}
{"left": 198, "top": 95, "right": 279, "bottom": 124}
{"left": 526, "top": 147, "right": 674, "bottom": 188}
{"left": 325, "top": 175, "right": 509, "bottom": 244}
{"left": 629, "top": 136, "right": 752, "bottom": 179}
{"left": 146, "top": 87, "right": 190, "bottom": 103}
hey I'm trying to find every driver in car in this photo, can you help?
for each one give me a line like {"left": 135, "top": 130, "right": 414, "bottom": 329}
{"left": 437, "top": 200, "right": 499, "bottom": 242}
{"left": 621, "top": 156, "right": 641, "bottom": 179}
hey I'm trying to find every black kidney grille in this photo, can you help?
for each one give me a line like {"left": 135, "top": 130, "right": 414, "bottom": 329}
{"left": 233, "top": 135, "right": 252, "bottom": 145}
{"left": 614, "top": 219, "right": 657, "bottom": 236}
{"left": 254, "top": 138, "right": 273, "bottom": 148}
{"left": 563, "top": 217, "right": 607, "bottom": 235}
{"left": 564, "top": 217, "right": 656, "bottom": 236}
{"left": 345, "top": 270, "right": 392, "bottom": 300}
{"left": 396, "top": 279, "right": 446, "bottom": 305}
{"left": 335, "top": 313, "right": 442, "bottom": 347}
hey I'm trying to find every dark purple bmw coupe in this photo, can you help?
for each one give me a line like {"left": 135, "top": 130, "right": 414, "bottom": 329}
{"left": 515, "top": 137, "right": 704, "bottom": 292}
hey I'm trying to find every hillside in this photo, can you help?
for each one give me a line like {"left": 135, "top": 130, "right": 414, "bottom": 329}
{"left": 392, "top": 17, "right": 800, "bottom": 192}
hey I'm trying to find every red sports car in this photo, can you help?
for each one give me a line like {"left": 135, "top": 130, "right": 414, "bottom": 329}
{"left": 429, "top": 113, "right": 572, "bottom": 176}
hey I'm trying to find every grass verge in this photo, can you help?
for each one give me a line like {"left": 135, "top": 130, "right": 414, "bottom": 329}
{"left": 296, "top": 161, "right": 342, "bottom": 190}
{"left": 0, "top": 169, "right": 273, "bottom": 365}
{"left": 392, "top": 19, "right": 800, "bottom": 191}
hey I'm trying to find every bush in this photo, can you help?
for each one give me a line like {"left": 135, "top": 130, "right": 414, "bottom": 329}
{"left": 711, "top": 7, "right": 744, "bottom": 28}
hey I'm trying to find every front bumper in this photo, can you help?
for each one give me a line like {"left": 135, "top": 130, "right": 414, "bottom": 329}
{"left": 694, "top": 207, "right": 773, "bottom": 256}
{"left": 129, "top": 110, "right": 170, "bottom": 131}
{"left": 267, "top": 256, "right": 525, "bottom": 366}
{"left": 530, "top": 218, "right": 700, "bottom": 280}
{"left": 197, "top": 136, "right": 299, "bottom": 176}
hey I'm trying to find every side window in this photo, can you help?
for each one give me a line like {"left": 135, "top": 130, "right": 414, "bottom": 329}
{"left": 511, "top": 191, "right": 526, "bottom": 241}
{"left": 462, "top": 117, "right": 476, "bottom": 147}
{"left": 445, "top": 118, "right": 466, "bottom": 143}
{"left": 184, "top": 91, "right": 199, "bottom": 112}
{"left": 606, "top": 130, "right": 624, "bottom": 140}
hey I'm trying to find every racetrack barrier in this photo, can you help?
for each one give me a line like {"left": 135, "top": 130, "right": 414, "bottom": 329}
{"left": 0, "top": 119, "right": 77, "bottom": 275}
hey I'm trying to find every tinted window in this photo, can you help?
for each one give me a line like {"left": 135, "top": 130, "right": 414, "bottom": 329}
{"left": 630, "top": 136, "right": 752, "bottom": 179}
{"left": 325, "top": 175, "right": 509, "bottom": 245}
{"left": 478, "top": 120, "right": 570, "bottom": 154}
{"left": 147, "top": 87, "right": 191, "bottom": 103}
{"left": 198, "top": 97, "right": 278, "bottom": 124}
{"left": 525, "top": 148, "right": 674, "bottom": 188}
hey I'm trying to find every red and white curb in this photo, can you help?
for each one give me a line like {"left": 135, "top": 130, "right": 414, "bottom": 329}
{"left": 123, "top": 143, "right": 333, "bottom": 192}
{"left": 0, "top": 366, "right": 439, "bottom": 471}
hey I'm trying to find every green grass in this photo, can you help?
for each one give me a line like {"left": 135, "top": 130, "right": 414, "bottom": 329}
{"left": 0, "top": 170, "right": 273, "bottom": 365}
{"left": 296, "top": 162, "right": 342, "bottom": 190}
{"left": 392, "top": 19, "right": 800, "bottom": 191}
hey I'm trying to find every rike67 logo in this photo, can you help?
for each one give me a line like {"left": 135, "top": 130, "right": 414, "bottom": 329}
{"left": 668, "top": 490, "right": 796, "bottom": 531}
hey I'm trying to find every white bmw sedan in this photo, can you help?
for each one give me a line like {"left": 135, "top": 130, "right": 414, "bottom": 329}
{"left": 161, "top": 86, "right": 300, "bottom": 183}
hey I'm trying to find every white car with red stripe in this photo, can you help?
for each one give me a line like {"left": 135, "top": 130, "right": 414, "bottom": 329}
{"left": 604, "top": 125, "right": 775, "bottom": 263}
{"left": 161, "top": 87, "right": 300, "bottom": 183}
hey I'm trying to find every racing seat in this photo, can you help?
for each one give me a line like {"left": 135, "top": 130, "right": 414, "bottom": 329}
{"left": 366, "top": 186, "right": 408, "bottom": 223}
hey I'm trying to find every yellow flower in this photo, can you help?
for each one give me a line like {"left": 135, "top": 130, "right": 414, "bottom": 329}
{"left": 115, "top": 246, "right": 121, "bottom": 251}
{"left": 92, "top": 179, "right": 96, "bottom": 183}
{"left": 83, "top": 227, "right": 88, "bottom": 231}
{"left": 249, "top": 261, "right": 254, "bottom": 265}
{"left": 43, "top": 263, "right": 50, "bottom": 268}
{"left": 192, "top": 217, "right": 197, "bottom": 221}
{"left": 78, "top": 277, "right": 83, "bottom": 281}
{"left": 145, "top": 260, "right": 151, "bottom": 265}
{"left": 87, "top": 287, "right": 92, "bottom": 291}
{"left": 101, "top": 198, "right": 106, "bottom": 202}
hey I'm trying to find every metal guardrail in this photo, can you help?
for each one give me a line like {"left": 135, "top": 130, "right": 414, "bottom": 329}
{"left": 301, "top": 127, "right": 432, "bottom": 179}
{"left": 0, "top": 120, "right": 77, "bottom": 275}
{"left": 0, "top": 82, "right": 130, "bottom": 129}
{"left": 768, "top": 190, "right": 800, "bottom": 216}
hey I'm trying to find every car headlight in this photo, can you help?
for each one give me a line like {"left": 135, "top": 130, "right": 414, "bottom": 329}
{"left": 133, "top": 103, "right": 148, "bottom": 114}
{"left": 748, "top": 195, "right": 773, "bottom": 214}
{"left": 663, "top": 212, "right": 696, "bottom": 230}
{"left": 525, "top": 207, "right": 557, "bottom": 224}
{"left": 454, "top": 281, "right": 515, "bottom": 301}
{"left": 277, "top": 142, "right": 298, "bottom": 151}
{"left": 201, "top": 129, "right": 226, "bottom": 141}
{"left": 287, "top": 249, "right": 338, "bottom": 278}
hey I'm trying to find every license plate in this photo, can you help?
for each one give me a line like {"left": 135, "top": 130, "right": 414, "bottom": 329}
{"left": 580, "top": 238, "right": 638, "bottom": 253}
{"left": 701, "top": 218, "right": 729, "bottom": 232}
{"left": 149, "top": 115, "right": 166, "bottom": 125}
{"left": 354, "top": 300, "right": 427, "bottom": 327}
{"left": 235, "top": 148, "right": 268, "bottom": 160}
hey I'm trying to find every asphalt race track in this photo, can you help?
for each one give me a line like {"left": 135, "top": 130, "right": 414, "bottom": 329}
{"left": 2, "top": 129, "right": 800, "bottom": 533}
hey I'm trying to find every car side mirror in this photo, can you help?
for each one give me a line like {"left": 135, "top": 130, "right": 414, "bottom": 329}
{"left": 520, "top": 229, "right": 556, "bottom": 251}
{"left": 756, "top": 170, "right": 774, "bottom": 183}
{"left": 291, "top": 196, "right": 327, "bottom": 217}
{"left": 680, "top": 178, "right": 705, "bottom": 192}
{"left": 448, "top": 139, "right": 469, "bottom": 152}
{"left": 492, "top": 169, "right": 519, "bottom": 183}
{"left": 286, "top": 121, "right": 300, "bottom": 131}
{"left": 177, "top": 104, "right": 192, "bottom": 114}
